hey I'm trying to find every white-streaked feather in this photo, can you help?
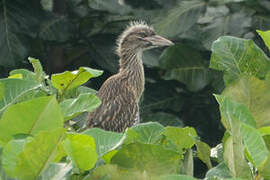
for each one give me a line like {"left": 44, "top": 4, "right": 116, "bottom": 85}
{"left": 116, "top": 21, "right": 153, "bottom": 56}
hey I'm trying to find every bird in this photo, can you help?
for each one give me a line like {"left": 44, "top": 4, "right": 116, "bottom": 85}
{"left": 87, "top": 21, "right": 174, "bottom": 132}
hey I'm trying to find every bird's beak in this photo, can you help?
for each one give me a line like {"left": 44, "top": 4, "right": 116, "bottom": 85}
{"left": 144, "top": 35, "right": 174, "bottom": 47}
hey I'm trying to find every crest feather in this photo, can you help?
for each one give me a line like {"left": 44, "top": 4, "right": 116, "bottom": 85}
{"left": 116, "top": 21, "right": 153, "bottom": 56}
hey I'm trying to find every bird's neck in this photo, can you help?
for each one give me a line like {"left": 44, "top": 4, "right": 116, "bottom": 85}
{"left": 119, "top": 49, "right": 145, "bottom": 101}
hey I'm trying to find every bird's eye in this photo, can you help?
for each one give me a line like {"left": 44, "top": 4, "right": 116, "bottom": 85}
{"left": 150, "top": 32, "right": 155, "bottom": 36}
{"left": 138, "top": 32, "right": 147, "bottom": 38}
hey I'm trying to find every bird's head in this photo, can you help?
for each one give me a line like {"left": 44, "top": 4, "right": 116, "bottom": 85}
{"left": 116, "top": 21, "right": 174, "bottom": 56}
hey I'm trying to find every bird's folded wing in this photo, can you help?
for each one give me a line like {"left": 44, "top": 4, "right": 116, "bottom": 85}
{"left": 88, "top": 91, "right": 138, "bottom": 132}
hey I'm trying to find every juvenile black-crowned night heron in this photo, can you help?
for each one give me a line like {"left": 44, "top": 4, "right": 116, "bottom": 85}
{"left": 87, "top": 21, "right": 174, "bottom": 132}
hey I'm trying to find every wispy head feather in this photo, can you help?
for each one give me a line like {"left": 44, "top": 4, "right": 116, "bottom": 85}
{"left": 116, "top": 21, "right": 153, "bottom": 56}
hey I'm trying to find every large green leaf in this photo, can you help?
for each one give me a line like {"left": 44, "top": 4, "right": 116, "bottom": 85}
{"left": 205, "top": 162, "right": 232, "bottom": 179}
{"left": 216, "top": 96, "right": 252, "bottom": 178}
{"left": 60, "top": 93, "right": 101, "bottom": 121}
{"left": 216, "top": 95, "right": 269, "bottom": 176}
{"left": 15, "top": 129, "right": 65, "bottom": 180}
{"left": 87, "top": 164, "right": 149, "bottom": 180}
{"left": 9, "top": 69, "right": 36, "bottom": 81}
{"left": 222, "top": 76, "right": 270, "bottom": 127}
{"left": 2, "top": 139, "right": 27, "bottom": 176}
{"left": 160, "top": 44, "right": 212, "bottom": 92}
{"left": 153, "top": 1, "right": 206, "bottom": 38}
{"left": 240, "top": 123, "right": 269, "bottom": 168}
{"left": 215, "top": 95, "right": 256, "bottom": 130}
{"left": 163, "top": 127, "right": 197, "bottom": 152}
{"left": 111, "top": 143, "right": 181, "bottom": 175}
{"left": 210, "top": 36, "right": 270, "bottom": 84}
{"left": 64, "top": 133, "right": 97, "bottom": 171}
{"left": 123, "top": 122, "right": 164, "bottom": 145}
{"left": 39, "top": 163, "right": 72, "bottom": 180}
{"left": 83, "top": 128, "right": 124, "bottom": 157}
{"left": 0, "top": 79, "right": 41, "bottom": 115}
{"left": 257, "top": 30, "right": 270, "bottom": 50}
{"left": 0, "top": 96, "right": 63, "bottom": 144}
{"left": 2, "top": 129, "right": 65, "bottom": 180}
{"left": 181, "top": 149, "right": 193, "bottom": 176}
{"left": 51, "top": 67, "right": 103, "bottom": 93}
{"left": 223, "top": 136, "right": 251, "bottom": 179}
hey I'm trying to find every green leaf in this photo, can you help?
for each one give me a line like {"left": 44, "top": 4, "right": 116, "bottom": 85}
{"left": 223, "top": 136, "right": 251, "bottom": 178}
{"left": 8, "top": 74, "right": 22, "bottom": 79}
{"left": 142, "top": 112, "right": 184, "bottom": 127}
{"left": 258, "top": 126, "right": 270, "bottom": 136}
{"left": 153, "top": 1, "right": 206, "bottom": 38}
{"left": 160, "top": 44, "right": 212, "bottom": 92}
{"left": 28, "top": 57, "right": 46, "bottom": 84}
{"left": 0, "top": 79, "right": 41, "bottom": 115}
{"left": 88, "top": 164, "right": 149, "bottom": 180}
{"left": 9, "top": 69, "right": 36, "bottom": 81}
{"left": 14, "top": 128, "right": 66, "bottom": 180}
{"left": 222, "top": 76, "right": 270, "bottom": 127}
{"left": 2, "top": 139, "right": 27, "bottom": 177}
{"left": 163, "top": 127, "right": 197, "bottom": 152}
{"left": 260, "top": 154, "right": 270, "bottom": 179}
{"left": 215, "top": 95, "right": 266, "bottom": 175}
{"left": 102, "top": 150, "right": 118, "bottom": 164}
{"left": 76, "top": 86, "right": 97, "bottom": 95}
{"left": 240, "top": 123, "right": 269, "bottom": 168}
{"left": 257, "top": 30, "right": 270, "bottom": 50}
{"left": 210, "top": 36, "right": 270, "bottom": 84}
{"left": 60, "top": 93, "right": 101, "bottom": 121}
{"left": 39, "top": 163, "right": 72, "bottom": 180}
{"left": 51, "top": 67, "right": 103, "bottom": 92}
{"left": 0, "top": 96, "right": 63, "bottom": 144}
{"left": 111, "top": 143, "right": 181, "bottom": 175}
{"left": 124, "top": 122, "right": 164, "bottom": 144}
{"left": 196, "top": 141, "right": 212, "bottom": 169}
{"left": 155, "top": 174, "right": 198, "bottom": 180}
{"left": 215, "top": 95, "right": 256, "bottom": 130}
{"left": 181, "top": 149, "right": 193, "bottom": 176}
{"left": 205, "top": 162, "right": 232, "bottom": 179}
{"left": 83, "top": 128, "right": 124, "bottom": 157}
{"left": 216, "top": 96, "right": 252, "bottom": 178}
{"left": 64, "top": 133, "right": 98, "bottom": 171}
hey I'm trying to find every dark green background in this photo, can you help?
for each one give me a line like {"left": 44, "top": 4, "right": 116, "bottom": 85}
{"left": 1, "top": 0, "right": 270, "bottom": 177}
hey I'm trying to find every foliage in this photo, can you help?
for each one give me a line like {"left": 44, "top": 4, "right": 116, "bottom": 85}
{"left": 205, "top": 31, "right": 270, "bottom": 179}
{"left": 1, "top": 0, "right": 270, "bottom": 179}
{"left": 1, "top": 0, "right": 270, "bottom": 150}
{"left": 0, "top": 59, "right": 211, "bottom": 179}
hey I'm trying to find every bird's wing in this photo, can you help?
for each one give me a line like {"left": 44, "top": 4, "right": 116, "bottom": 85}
{"left": 88, "top": 89, "right": 139, "bottom": 132}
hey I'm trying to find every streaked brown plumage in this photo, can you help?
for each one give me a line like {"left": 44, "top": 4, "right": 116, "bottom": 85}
{"left": 87, "top": 21, "right": 174, "bottom": 132}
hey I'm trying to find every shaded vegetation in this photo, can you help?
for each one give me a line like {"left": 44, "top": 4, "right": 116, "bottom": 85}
{"left": 1, "top": 0, "right": 270, "bottom": 179}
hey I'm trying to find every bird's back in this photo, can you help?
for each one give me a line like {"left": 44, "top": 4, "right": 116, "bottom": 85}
{"left": 88, "top": 73, "right": 139, "bottom": 132}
